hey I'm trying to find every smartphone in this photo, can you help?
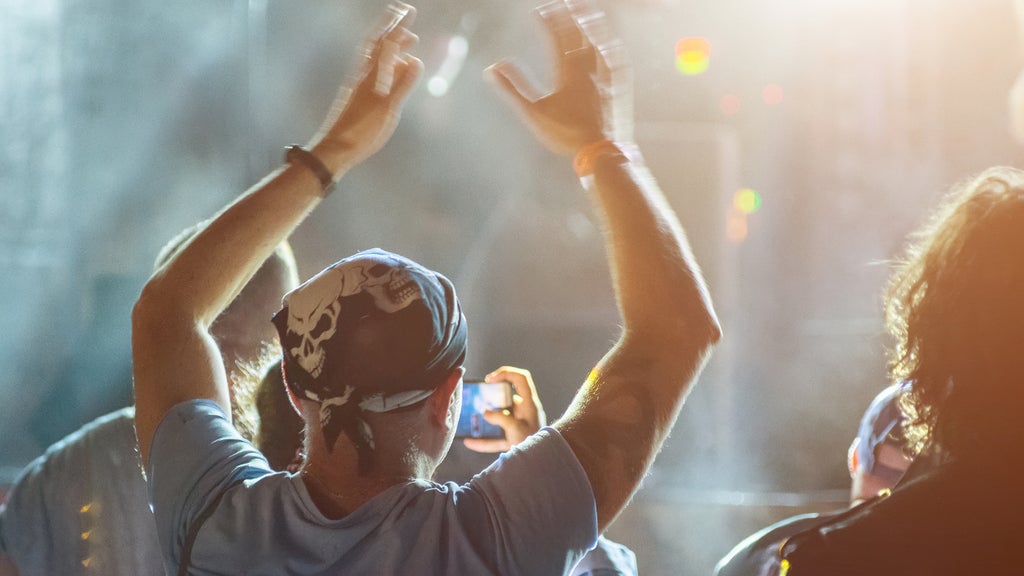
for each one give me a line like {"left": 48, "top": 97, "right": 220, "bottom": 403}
{"left": 456, "top": 380, "right": 514, "bottom": 439}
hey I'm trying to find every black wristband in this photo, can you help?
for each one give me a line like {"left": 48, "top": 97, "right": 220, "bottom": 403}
{"left": 285, "top": 145, "right": 335, "bottom": 196}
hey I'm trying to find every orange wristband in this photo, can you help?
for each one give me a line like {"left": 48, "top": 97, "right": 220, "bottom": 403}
{"left": 573, "top": 140, "right": 637, "bottom": 177}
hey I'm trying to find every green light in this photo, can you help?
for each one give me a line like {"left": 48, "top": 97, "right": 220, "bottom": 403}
{"left": 735, "top": 188, "right": 762, "bottom": 214}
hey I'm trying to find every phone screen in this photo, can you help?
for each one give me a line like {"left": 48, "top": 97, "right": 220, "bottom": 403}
{"left": 456, "top": 381, "right": 514, "bottom": 439}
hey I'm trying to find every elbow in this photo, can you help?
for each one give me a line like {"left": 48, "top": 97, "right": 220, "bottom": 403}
{"left": 666, "top": 306, "right": 723, "bottom": 359}
{"left": 700, "top": 311, "right": 723, "bottom": 349}
{"left": 132, "top": 276, "right": 190, "bottom": 339}
{"left": 132, "top": 280, "right": 165, "bottom": 334}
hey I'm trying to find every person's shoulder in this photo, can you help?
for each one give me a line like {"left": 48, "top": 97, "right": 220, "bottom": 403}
{"left": 571, "top": 536, "right": 638, "bottom": 576}
{"left": 714, "top": 512, "right": 826, "bottom": 576}
{"left": 780, "top": 465, "right": 1010, "bottom": 576}
{"left": 10, "top": 406, "right": 139, "bottom": 487}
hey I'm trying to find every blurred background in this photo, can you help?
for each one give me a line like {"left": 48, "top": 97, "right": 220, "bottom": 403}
{"left": 1, "top": 0, "right": 1022, "bottom": 573}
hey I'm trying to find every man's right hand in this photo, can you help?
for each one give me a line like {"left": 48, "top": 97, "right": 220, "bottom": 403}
{"left": 463, "top": 366, "right": 548, "bottom": 453}
{"left": 487, "top": 0, "right": 720, "bottom": 534}
{"left": 486, "top": 0, "right": 632, "bottom": 156}
{"left": 311, "top": 3, "right": 424, "bottom": 176}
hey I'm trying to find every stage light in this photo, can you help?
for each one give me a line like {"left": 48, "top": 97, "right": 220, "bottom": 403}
{"left": 734, "top": 188, "right": 762, "bottom": 214}
{"left": 762, "top": 84, "right": 784, "bottom": 105}
{"left": 428, "top": 35, "right": 469, "bottom": 98}
{"left": 727, "top": 211, "right": 748, "bottom": 243}
{"left": 675, "top": 37, "right": 711, "bottom": 76}
{"left": 428, "top": 76, "right": 450, "bottom": 97}
{"left": 720, "top": 94, "right": 741, "bottom": 116}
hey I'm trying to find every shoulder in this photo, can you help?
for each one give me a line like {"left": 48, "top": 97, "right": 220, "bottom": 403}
{"left": 571, "top": 536, "right": 638, "bottom": 576}
{"left": 1, "top": 407, "right": 149, "bottom": 572}
{"left": 781, "top": 465, "right": 1009, "bottom": 575}
{"left": 468, "top": 428, "right": 589, "bottom": 493}
{"left": 7, "top": 407, "right": 140, "bottom": 504}
{"left": 715, "top": 513, "right": 825, "bottom": 576}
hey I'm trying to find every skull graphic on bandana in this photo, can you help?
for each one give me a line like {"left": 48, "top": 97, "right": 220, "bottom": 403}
{"left": 278, "top": 251, "right": 426, "bottom": 381}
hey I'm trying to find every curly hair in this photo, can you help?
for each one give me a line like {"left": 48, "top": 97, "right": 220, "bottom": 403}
{"left": 886, "top": 167, "right": 1024, "bottom": 458}
{"left": 230, "top": 347, "right": 305, "bottom": 471}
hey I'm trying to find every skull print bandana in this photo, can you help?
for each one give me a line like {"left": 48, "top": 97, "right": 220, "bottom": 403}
{"left": 272, "top": 249, "right": 467, "bottom": 474}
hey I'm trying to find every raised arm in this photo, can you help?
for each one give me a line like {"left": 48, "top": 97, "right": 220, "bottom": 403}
{"left": 132, "top": 4, "right": 423, "bottom": 468}
{"left": 488, "top": 0, "right": 720, "bottom": 531}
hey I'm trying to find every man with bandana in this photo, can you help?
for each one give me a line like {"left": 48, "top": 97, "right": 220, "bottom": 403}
{"left": 132, "top": 1, "right": 719, "bottom": 574}
{"left": 0, "top": 232, "right": 299, "bottom": 576}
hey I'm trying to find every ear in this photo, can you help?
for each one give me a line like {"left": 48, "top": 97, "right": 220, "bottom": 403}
{"left": 286, "top": 383, "right": 303, "bottom": 417}
{"left": 428, "top": 366, "right": 465, "bottom": 431}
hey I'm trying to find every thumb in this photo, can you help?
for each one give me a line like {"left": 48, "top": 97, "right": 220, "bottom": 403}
{"left": 486, "top": 60, "right": 542, "bottom": 114}
{"left": 482, "top": 409, "right": 517, "bottom": 430}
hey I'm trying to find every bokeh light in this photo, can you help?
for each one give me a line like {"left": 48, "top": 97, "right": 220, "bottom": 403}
{"left": 720, "top": 94, "right": 741, "bottom": 116}
{"left": 734, "top": 188, "right": 763, "bottom": 214}
{"left": 675, "top": 37, "right": 711, "bottom": 75}
{"left": 762, "top": 84, "right": 784, "bottom": 105}
{"left": 726, "top": 211, "right": 748, "bottom": 243}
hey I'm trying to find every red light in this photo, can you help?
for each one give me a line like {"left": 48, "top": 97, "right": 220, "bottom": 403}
{"left": 762, "top": 84, "right": 784, "bottom": 105}
{"left": 720, "top": 94, "right": 741, "bottom": 116}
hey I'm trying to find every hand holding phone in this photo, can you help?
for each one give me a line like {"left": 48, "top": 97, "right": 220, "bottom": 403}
{"left": 456, "top": 380, "right": 514, "bottom": 440}
{"left": 460, "top": 366, "right": 547, "bottom": 453}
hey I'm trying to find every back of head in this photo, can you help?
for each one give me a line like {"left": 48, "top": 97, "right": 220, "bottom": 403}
{"left": 886, "top": 167, "right": 1024, "bottom": 458}
{"left": 849, "top": 384, "right": 913, "bottom": 502}
{"left": 273, "top": 248, "right": 467, "bottom": 475}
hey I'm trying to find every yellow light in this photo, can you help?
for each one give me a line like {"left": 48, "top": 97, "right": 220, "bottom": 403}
{"left": 80, "top": 503, "right": 93, "bottom": 513}
{"left": 675, "top": 56, "right": 709, "bottom": 75}
{"left": 81, "top": 530, "right": 93, "bottom": 540}
{"left": 779, "top": 559, "right": 790, "bottom": 576}
{"left": 674, "top": 37, "right": 711, "bottom": 76}
{"left": 82, "top": 557, "right": 93, "bottom": 568}
{"left": 734, "top": 188, "right": 762, "bottom": 214}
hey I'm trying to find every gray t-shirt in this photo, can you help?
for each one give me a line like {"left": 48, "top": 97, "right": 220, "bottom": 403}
{"left": 0, "top": 407, "right": 164, "bottom": 576}
{"left": 149, "top": 400, "right": 599, "bottom": 576}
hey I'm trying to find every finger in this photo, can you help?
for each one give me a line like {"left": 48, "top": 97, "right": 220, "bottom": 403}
{"left": 490, "top": 367, "right": 540, "bottom": 409}
{"left": 592, "top": 40, "right": 625, "bottom": 86}
{"left": 388, "top": 55, "right": 424, "bottom": 103}
{"left": 392, "top": 27, "right": 419, "bottom": 52}
{"left": 536, "top": 1, "right": 586, "bottom": 56}
{"left": 374, "top": 27, "right": 419, "bottom": 98}
{"left": 364, "top": 3, "right": 417, "bottom": 67}
{"left": 485, "top": 366, "right": 524, "bottom": 388}
{"left": 487, "top": 367, "right": 544, "bottom": 427}
{"left": 463, "top": 438, "right": 511, "bottom": 453}
{"left": 375, "top": 39, "right": 401, "bottom": 96}
{"left": 482, "top": 408, "right": 518, "bottom": 429}
{"left": 567, "top": 0, "right": 611, "bottom": 46}
{"left": 485, "top": 60, "right": 543, "bottom": 113}
{"left": 378, "top": 2, "right": 416, "bottom": 38}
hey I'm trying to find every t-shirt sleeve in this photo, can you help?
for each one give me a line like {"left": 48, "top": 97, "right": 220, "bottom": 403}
{"left": 462, "top": 427, "right": 599, "bottom": 575}
{"left": 147, "top": 400, "right": 271, "bottom": 571}
{"left": 570, "top": 537, "right": 638, "bottom": 576}
{"left": 0, "top": 450, "right": 64, "bottom": 574}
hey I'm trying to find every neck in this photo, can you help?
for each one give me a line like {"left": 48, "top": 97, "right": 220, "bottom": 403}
{"left": 300, "top": 438, "right": 432, "bottom": 520}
